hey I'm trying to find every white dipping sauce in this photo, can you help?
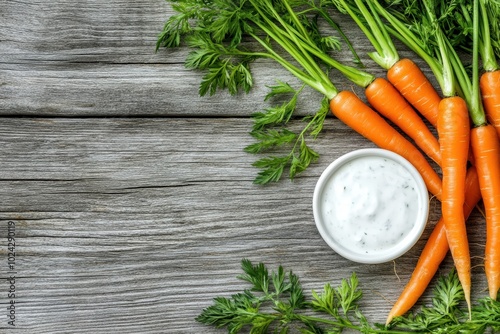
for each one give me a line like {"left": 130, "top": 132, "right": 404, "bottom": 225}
{"left": 320, "top": 155, "right": 420, "bottom": 255}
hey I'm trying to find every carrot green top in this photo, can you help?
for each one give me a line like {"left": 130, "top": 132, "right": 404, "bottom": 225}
{"left": 155, "top": 0, "right": 379, "bottom": 184}
{"left": 333, "top": 0, "right": 399, "bottom": 70}
{"left": 371, "top": 0, "right": 487, "bottom": 127}
{"left": 478, "top": 1, "right": 498, "bottom": 72}
{"left": 156, "top": 0, "right": 379, "bottom": 100}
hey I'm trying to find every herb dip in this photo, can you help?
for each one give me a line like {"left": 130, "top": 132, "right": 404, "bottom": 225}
{"left": 314, "top": 149, "right": 429, "bottom": 263}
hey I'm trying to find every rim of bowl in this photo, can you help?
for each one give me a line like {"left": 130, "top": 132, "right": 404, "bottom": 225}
{"left": 312, "top": 148, "right": 429, "bottom": 264}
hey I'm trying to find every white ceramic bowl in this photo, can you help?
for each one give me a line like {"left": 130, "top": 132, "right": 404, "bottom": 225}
{"left": 313, "top": 148, "right": 429, "bottom": 264}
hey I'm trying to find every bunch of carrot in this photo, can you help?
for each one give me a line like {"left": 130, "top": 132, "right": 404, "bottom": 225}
{"left": 301, "top": 0, "right": 500, "bottom": 322}
{"left": 157, "top": 0, "right": 500, "bottom": 324}
{"left": 336, "top": 0, "right": 500, "bottom": 323}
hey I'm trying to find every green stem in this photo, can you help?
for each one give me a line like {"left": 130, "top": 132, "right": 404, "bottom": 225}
{"left": 478, "top": 0, "right": 499, "bottom": 72}
{"left": 337, "top": 0, "right": 380, "bottom": 52}
{"left": 422, "top": 0, "right": 455, "bottom": 97}
{"left": 446, "top": 42, "right": 469, "bottom": 101}
{"left": 298, "top": 40, "right": 375, "bottom": 87}
{"left": 250, "top": 0, "right": 333, "bottom": 90}
{"left": 266, "top": 1, "right": 341, "bottom": 89}
{"left": 312, "top": 4, "right": 363, "bottom": 65}
{"left": 266, "top": 17, "right": 330, "bottom": 85}
{"left": 336, "top": 0, "right": 399, "bottom": 69}
{"left": 280, "top": 0, "right": 311, "bottom": 44}
{"left": 370, "top": 0, "right": 445, "bottom": 91}
{"left": 363, "top": 0, "right": 399, "bottom": 65}
{"left": 471, "top": 0, "right": 487, "bottom": 126}
{"left": 250, "top": 32, "right": 338, "bottom": 99}
{"left": 259, "top": 0, "right": 375, "bottom": 88}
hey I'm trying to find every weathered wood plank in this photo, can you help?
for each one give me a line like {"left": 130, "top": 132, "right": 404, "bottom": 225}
{"left": 0, "top": 118, "right": 487, "bottom": 333}
{"left": 0, "top": 0, "right": 311, "bottom": 116}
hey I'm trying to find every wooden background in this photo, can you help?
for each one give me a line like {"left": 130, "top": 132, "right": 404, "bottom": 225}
{"left": 0, "top": 1, "right": 489, "bottom": 333}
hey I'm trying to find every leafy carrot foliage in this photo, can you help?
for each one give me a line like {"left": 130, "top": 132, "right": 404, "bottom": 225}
{"left": 157, "top": 0, "right": 361, "bottom": 183}
{"left": 197, "top": 260, "right": 500, "bottom": 333}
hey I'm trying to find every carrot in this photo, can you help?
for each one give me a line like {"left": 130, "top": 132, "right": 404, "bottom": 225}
{"left": 471, "top": 124, "right": 500, "bottom": 300}
{"left": 471, "top": 0, "right": 500, "bottom": 300}
{"left": 376, "top": 0, "right": 479, "bottom": 312}
{"left": 387, "top": 58, "right": 442, "bottom": 128}
{"left": 437, "top": 96, "right": 472, "bottom": 311}
{"left": 365, "top": 77, "right": 441, "bottom": 165}
{"left": 329, "top": 90, "right": 442, "bottom": 199}
{"left": 480, "top": 70, "right": 500, "bottom": 138}
{"left": 386, "top": 166, "right": 481, "bottom": 324}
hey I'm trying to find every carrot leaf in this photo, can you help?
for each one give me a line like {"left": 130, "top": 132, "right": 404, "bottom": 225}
{"left": 245, "top": 129, "right": 297, "bottom": 154}
{"left": 252, "top": 156, "right": 290, "bottom": 184}
{"left": 488, "top": 0, "right": 500, "bottom": 60}
{"left": 388, "top": 271, "right": 464, "bottom": 332}
{"left": 290, "top": 139, "right": 320, "bottom": 178}
{"left": 197, "top": 260, "right": 500, "bottom": 333}
{"left": 157, "top": 0, "right": 382, "bottom": 182}
{"left": 249, "top": 137, "right": 320, "bottom": 184}
{"left": 245, "top": 83, "right": 328, "bottom": 183}
{"left": 264, "top": 81, "right": 297, "bottom": 101}
{"left": 250, "top": 97, "right": 298, "bottom": 131}
{"left": 331, "top": 0, "right": 400, "bottom": 70}
{"left": 305, "top": 96, "right": 330, "bottom": 138}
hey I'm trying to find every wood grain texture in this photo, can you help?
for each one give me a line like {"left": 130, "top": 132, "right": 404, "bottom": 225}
{"left": 0, "top": 0, "right": 314, "bottom": 116}
{"left": 0, "top": 118, "right": 488, "bottom": 333}
{"left": 0, "top": 0, "right": 486, "bottom": 333}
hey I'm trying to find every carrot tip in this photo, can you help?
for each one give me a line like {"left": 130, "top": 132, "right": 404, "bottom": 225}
{"left": 489, "top": 288, "right": 499, "bottom": 300}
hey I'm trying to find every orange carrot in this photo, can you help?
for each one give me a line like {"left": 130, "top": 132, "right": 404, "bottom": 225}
{"left": 386, "top": 167, "right": 481, "bottom": 324}
{"left": 471, "top": 124, "right": 500, "bottom": 300}
{"left": 474, "top": 0, "right": 500, "bottom": 301}
{"left": 329, "top": 90, "right": 442, "bottom": 199}
{"left": 365, "top": 77, "right": 441, "bottom": 165}
{"left": 388, "top": 58, "right": 442, "bottom": 128}
{"left": 480, "top": 70, "right": 500, "bottom": 138}
{"left": 437, "top": 96, "right": 472, "bottom": 310}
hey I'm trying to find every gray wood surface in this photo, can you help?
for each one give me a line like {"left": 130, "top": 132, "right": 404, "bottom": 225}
{"left": 0, "top": 1, "right": 488, "bottom": 333}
